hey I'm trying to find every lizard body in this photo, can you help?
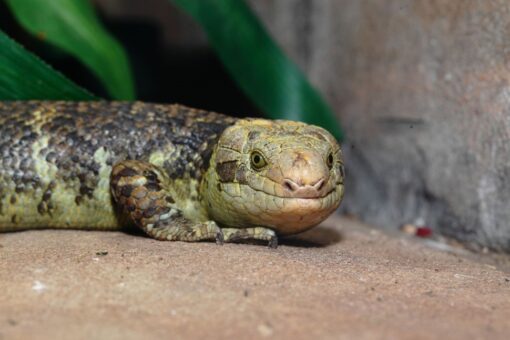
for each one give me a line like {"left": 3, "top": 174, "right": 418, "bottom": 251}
{"left": 0, "top": 101, "right": 344, "bottom": 246}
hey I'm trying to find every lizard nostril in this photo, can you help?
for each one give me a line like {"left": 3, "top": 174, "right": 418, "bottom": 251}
{"left": 315, "top": 178, "right": 325, "bottom": 191}
{"left": 283, "top": 179, "right": 299, "bottom": 191}
{"left": 284, "top": 178, "right": 325, "bottom": 192}
{"left": 283, "top": 178, "right": 302, "bottom": 191}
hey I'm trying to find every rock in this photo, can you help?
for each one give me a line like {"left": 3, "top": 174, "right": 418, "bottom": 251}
{"left": 1, "top": 218, "right": 509, "bottom": 339}
{"left": 248, "top": 0, "right": 510, "bottom": 252}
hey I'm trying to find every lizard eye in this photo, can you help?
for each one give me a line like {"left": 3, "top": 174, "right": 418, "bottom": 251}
{"left": 327, "top": 152, "right": 334, "bottom": 169}
{"left": 250, "top": 151, "right": 267, "bottom": 170}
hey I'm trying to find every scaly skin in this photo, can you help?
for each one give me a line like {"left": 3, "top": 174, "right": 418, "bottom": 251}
{"left": 0, "top": 101, "right": 344, "bottom": 247}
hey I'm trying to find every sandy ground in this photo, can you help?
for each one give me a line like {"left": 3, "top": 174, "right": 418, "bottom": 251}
{"left": 0, "top": 216, "right": 509, "bottom": 340}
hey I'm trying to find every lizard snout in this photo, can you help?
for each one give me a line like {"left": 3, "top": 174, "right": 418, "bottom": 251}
{"left": 279, "top": 150, "right": 330, "bottom": 198}
{"left": 283, "top": 178, "right": 325, "bottom": 198}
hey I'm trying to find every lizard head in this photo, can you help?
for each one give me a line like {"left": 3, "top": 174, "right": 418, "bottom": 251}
{"left": 202, "top": 119, "right": 344, "bottom": 235}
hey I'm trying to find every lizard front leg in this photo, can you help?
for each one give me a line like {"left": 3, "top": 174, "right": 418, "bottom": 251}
{"left": 221, "top": 227, "right": 278, "bottom": 248}
{"left": 110, "top": 160, "right": 223, "bottom": 243}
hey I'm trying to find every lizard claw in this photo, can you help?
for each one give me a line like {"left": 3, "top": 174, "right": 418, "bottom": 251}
{"left": 215, "top": 228, "right": 224, "bottom": 245}
{"left": 268, "top": 235, "right": 278, "bottom": 249}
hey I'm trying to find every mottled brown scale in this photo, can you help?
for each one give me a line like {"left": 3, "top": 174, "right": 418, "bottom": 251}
{"left": 108, "top": 160, "right": 221, "bottom": 242}
{"left": 2, "top": 102, "right": 232, "bottom": 183}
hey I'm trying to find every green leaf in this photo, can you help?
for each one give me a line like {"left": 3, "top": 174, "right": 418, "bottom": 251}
{"left": 171, "top": 0, "right": 343, "bottom": 141}
{"left": 5, "top": 0, "right": 135, "bottom": 100}
{"left": 0, "top": 29, "right": 95, "bottom": 100}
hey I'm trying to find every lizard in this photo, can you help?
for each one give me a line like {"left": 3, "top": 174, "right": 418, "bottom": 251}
{"left": 0, "top": 101, "right": 344, "bottom": 247}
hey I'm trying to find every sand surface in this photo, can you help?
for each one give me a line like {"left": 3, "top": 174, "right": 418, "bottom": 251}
{"left": 1, "top": 216, "right": 509, "bottom": 339}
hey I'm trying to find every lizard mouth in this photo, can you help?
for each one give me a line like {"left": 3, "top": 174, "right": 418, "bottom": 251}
{"left": 276, "top": 185, "right": 342, "bottom": 205}
{"left": 243, "top": 180, "right": 340, "bottom": 201}
{"left": 254, "top": 184, "right": 344, "bottom": 235}
{"left": 275, "top": 187, "right": 337, "bottom": 200}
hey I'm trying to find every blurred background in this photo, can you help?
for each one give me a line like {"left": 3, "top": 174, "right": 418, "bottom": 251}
{"left": 0, "top": 0, "right": 259, "bottom": 116}
{"left": 2, "top": 0, "right": 510, "bottom": 253}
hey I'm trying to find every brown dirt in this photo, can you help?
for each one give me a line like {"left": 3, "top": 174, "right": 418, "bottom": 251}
{"left": 1, "top": 216, "right": 509, "bottom": 340}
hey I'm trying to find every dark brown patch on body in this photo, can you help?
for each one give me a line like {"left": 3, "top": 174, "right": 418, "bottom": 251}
{"left": 118, "top": 167, "right": 138, "bottom": 177}
{"left": 216, "top": 161, "right": 238, "bottom": 182}
{"left": 235, "top": 165, "right": 248, "bottom": 184}
{"left": 120, "top": 185, "right": 134, "bottom": 197}
{"left": 37, "top": 202, "right": 46, "bottom": 215}
{"left": 79, "top": 185, "right": 94, "bottom": 198}
{"left": 42, "top": 189, "right": 52, "bottom": 202}
{"left": 144, "top": 170, "right": 159, "bottom": 183}
{"left": 75, "top": 196, "right": 83, "bottom": 205}
{"left": 143, "top": 205, "right": 159, "bottom": 218}
{"left": 145, "top": 183, "right": 161, "bottom": 191}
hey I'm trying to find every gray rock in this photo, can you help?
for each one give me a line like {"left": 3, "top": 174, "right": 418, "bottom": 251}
{"left": 249, "top": 0, "right": 510, "bottom": 252}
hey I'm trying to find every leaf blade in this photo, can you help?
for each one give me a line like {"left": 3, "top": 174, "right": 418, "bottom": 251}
{"left": 5, "top": 0, "right": 135, "bottom": 100}
{"left": 0, "top": 29, "right": 96, "bottom": 100}
{"left": 171, "top": 0, "right": 343, "bottom": 140}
